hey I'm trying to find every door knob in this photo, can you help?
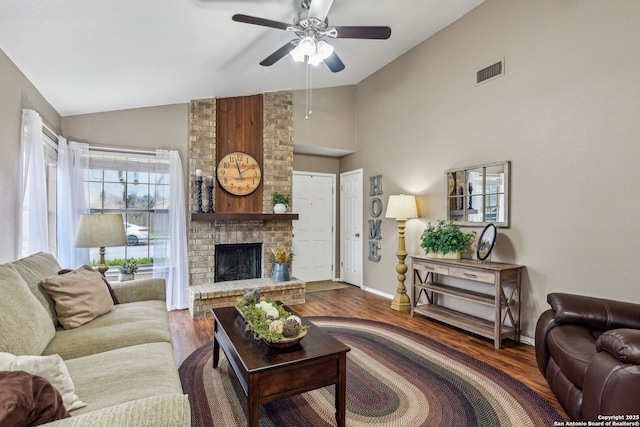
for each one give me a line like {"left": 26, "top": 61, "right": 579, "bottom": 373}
{"left": 355, "top": 233, "right": 360, "bottom": 237}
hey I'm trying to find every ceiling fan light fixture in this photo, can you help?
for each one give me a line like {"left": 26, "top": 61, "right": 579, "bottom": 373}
{"left": 297, "top": 35, "right": 317, "bottom": 56}
{"left": 308, "top": 52, "right": 323, "bottom": 66}
{"left": 290, "top": 45, "right": 306, "bottom": 62}
{"left": 316, "top": 40, "right": 334, "bottom": 60}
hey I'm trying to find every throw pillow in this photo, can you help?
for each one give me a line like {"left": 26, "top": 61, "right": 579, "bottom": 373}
{"left": 0, "top": 370, "right": 70, "bottom": 426}
{"left": 41, "top": 265, "right": 114, "bottom": 329}
{"left": 58, "top": 268, "right": 120, "bottom": 305}
{"left": 0, "top": 265, "right": 56, "bottom": 356}
{"left": 0, "top": 352, "right": 86, "bottom": 411}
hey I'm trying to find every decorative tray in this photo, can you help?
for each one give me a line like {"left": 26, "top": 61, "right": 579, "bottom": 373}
{"left": 263, "top": 329, "right": 307, "bottom": 348}
{"left": 235, "top": 297, "right": 308, "bottom": 348}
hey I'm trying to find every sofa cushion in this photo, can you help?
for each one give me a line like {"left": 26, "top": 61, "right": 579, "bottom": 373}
{"left": 58, "top": 268, "right": 120, "bottom": 305}
{"left": 32, "top": 394, "right": 190, "bottom": 427}
{"left": 547, "top": 324, "right": 598, "bottom": 389}
{"left": 0, "top": 265, "right": 56, "bottom": 356}
{"left": 63, "top": 342, "right": 183, "bottom": 415}
{"left": 41, "top": 266, "right": 115, "bottom": 329}
{"left": 0, "top": 353, "right": 86, "bottom": 411}
{"left": 0, "top": 370, "right": 70, "bottom": 426}
{"left": 6, "top": 252, "right": 62, "bottom": 326}
{"left": 43, "top": 300, "right": 172, "bottom": 360}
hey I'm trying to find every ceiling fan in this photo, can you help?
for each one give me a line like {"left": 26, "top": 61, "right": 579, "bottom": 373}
{"left": 232, "top": 0, "right": 391, "bottom": 73}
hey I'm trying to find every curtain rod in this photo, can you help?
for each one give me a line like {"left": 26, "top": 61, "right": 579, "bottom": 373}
{"left": 89, "top": 144, "right": 156, "bottom": 155}
{"left": 42, "top": 122, "right": 59, "bottom": 142}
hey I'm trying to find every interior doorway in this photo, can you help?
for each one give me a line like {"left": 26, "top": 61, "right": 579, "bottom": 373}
{"left": 292, "top": 172, "right": 336, "bottom": 282}
{"left": 340, "top": 169, "right": 363, "bottom": 287}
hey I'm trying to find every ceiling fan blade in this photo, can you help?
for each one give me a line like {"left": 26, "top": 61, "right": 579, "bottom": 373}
{"left": 333, "top": 26, "right": 392, "bottom": 39}
{"left": 260, "top": 42, "right": 296, "bottom": 66}
{"left": 232, "top": 14, "right": 290, "bottom": 31}
{"left": 324, "top": 51, "right": 345, "bottom": 73}
{"left": 308, "top": 0, "right": 334, "bottom": 22}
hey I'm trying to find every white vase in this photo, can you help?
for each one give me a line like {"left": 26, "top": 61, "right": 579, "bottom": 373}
{"left": 119, "top": 273, "right": 135, "bottom": 282}
{"left": 273, "top": 203, "right": 288, "bottom": 214}
{"left": 426, "top": 250, "right": 461, "bottom": 260}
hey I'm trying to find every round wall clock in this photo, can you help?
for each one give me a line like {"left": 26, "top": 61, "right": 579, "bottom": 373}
{"left": 216, "top": 151, "right": 262, "bottom": 196}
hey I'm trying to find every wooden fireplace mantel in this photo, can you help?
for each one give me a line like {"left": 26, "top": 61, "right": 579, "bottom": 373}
{"left": 191, "top": 213, "right": 299, "bottom": 222}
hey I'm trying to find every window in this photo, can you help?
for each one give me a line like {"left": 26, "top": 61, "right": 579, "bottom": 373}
{"left": 84, "top": 149, "right": 169, "bottom": 269}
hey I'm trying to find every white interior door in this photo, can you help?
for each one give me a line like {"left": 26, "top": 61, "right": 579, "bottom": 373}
{"left": 340, "top": 169, "right": 363, "bottom": 287}
{"left": 292, "top": 172, "right": 335, "bottom": 282}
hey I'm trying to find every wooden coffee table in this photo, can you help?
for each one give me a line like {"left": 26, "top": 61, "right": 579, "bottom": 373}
{"left": 212, "top": 306, "right": 350, "bottom": 427}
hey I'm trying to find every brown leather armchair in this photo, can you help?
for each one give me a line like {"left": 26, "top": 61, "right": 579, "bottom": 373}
{"left": 535, "top": 293, "right": 640, "bottom": 421}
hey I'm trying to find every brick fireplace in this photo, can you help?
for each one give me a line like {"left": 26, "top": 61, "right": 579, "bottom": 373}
{"left": 187, "top": 91, "right": 295, "bottom": 287}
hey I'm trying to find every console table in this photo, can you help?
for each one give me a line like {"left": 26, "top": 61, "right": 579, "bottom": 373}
{"left": 410, "top": 256, "right": 524, "bottom": 349}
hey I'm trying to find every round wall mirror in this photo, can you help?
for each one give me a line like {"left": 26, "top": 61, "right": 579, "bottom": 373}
{"left": 477, "top": 223, "right": 497, "bottom": 261}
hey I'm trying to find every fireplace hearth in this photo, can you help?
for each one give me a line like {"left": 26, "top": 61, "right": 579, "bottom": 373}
{"left": 215, "top": 243, "right": 262, "bottom": 282}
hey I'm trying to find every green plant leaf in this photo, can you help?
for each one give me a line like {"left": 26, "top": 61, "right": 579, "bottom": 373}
{"left": 420, "top": 220, "right": 476, "bottom": 255}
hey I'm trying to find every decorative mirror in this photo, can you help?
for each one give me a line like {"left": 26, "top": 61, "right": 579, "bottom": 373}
{"left": 445, "top": 160, "right": 510, "bottom": 227}
{"left": 477, "top": 223, "right": 497, "bottom": 260}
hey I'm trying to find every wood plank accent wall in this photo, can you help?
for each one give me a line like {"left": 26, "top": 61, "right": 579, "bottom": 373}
{"left": 215, "top": 95, "right": 264, "bottom": 213}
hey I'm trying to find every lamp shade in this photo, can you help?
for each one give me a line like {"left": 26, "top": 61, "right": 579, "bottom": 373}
{"left": 74, "top": 214, "right": 127, "bottom": 248}
{"left": 385, "top": 194, "right": 418, "bottom": 220}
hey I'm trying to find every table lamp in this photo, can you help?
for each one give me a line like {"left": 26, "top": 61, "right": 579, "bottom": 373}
{"left": 75, "top": 213, "right": 127, "bottom": 276}
{"left": 385, "top": 194, "right": 418, "bottom": 311}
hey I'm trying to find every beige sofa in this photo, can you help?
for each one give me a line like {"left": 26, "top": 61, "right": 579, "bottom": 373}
{"left": 0, "top": 252, "right": 190, "bottom": 426}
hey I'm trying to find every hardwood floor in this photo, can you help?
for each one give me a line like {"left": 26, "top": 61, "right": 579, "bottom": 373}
{"left": 169, "top": 284, "right": 567, "bottom": 419}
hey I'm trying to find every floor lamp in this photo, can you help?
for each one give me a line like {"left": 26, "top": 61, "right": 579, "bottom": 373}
{"left": 385, "top": 194, "right": 418, "bottom": 312}
{"left": 75, "top": 213, "right": 127, "bottom": 276}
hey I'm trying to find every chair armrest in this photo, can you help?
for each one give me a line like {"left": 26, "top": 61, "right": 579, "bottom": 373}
{"left": 40, "top": 394, "right": 190, "bottom": 427}
{"left": 547, "top": 293, "right": 640, "bottom": 330}
{"left": 111, "top": 278, "right": 166, "bottom": 303}
{"left": 596, "top": 329, "right": 640, "bottom": 364}
{"left": 582, "top": 351, "right": 640, "bottom": 421}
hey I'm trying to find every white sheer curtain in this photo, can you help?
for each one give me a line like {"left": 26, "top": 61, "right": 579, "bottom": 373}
{"left": 154, "top": 150, "right": 189, "bottom": 310}
{"left": 19, "top": 109, "right": 49, "bottom": 256}
{"left": 56, "top": 138, "right": 90, "bottom": 268}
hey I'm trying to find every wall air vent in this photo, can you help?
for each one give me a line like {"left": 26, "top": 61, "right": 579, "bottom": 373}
{"left": 477, "top": 59, "right": 504, "bottom": 85}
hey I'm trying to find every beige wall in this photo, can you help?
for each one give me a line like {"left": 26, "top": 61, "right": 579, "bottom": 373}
{"left": 342, "top": 0, "right": 640, "bottom": 340}
{"left": 293, "top": 86, "right": 356, "bottom": 156}
{"left": 293, "top": 153, "right": 340, "bottom": 175}
{"left": 61, "top": 103, "right": 189, "bottom": 169}
{"left": 0, "top": 49, "right": 61, "bottom": 262}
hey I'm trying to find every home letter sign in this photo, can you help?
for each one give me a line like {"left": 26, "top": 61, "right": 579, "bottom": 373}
{"left": 368, "top": 241, "right": 381, "bottom": 262}
{"left": 368, "top": 175, "right": 383, "bottom": 262}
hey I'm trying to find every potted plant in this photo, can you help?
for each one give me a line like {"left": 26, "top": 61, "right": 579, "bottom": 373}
{"left": 118, "top": 258, "right": 139, "bottom": 282}
{"left": 271, "top": 245, "right": 293, "bottom": 281}
{"left": 420, "top": 220, "right": 476, "bottom": 259}
{"left": 272, "top": 192, "right": 290, "bottom": 214}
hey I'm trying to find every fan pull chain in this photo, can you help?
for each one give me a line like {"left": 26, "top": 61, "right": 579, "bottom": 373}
{"left": 305, "top": 61, "right": 313, "bottom": 120}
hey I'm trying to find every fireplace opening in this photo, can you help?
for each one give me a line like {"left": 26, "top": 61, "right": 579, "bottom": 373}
{"left": 215, "top": 243, "right": 262, "bottom": 282}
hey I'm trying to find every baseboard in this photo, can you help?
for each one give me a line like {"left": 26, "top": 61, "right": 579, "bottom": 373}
{"left": 362, "top": 286, "right": 394, "bottom": 300}
{"left": 519, "top": 335, "right": 534, "bottom": 347}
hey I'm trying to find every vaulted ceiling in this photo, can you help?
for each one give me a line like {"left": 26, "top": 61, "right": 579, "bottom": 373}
{"left": 0, "top": 0, "right": 484, "bottom": 116}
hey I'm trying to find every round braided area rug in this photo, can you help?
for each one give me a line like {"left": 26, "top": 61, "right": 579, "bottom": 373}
{"left": 179, "top": 317, "right": 563, "bottom": 427}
